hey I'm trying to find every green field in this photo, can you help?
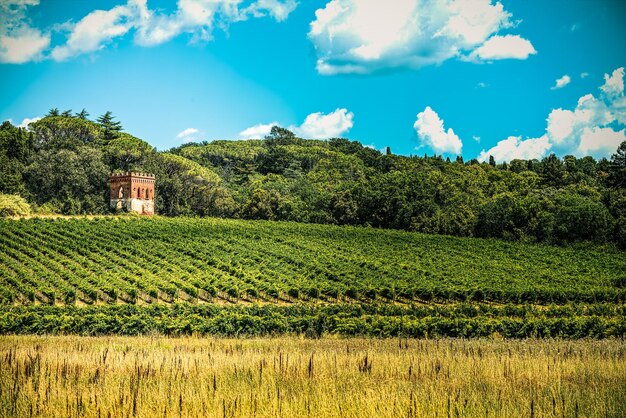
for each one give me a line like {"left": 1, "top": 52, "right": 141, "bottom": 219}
{"left": 1, "top": 217, "right": 625, "bottom": 337}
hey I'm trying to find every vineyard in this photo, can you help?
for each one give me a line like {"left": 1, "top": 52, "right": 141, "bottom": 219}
{"left": 1, "top": 217, "right": 625, "bottom": 337}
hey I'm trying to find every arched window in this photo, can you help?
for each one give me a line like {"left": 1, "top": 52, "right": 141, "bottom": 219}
{"left": 145, "top": 188, "right": 149, "bottom": 199}
{"left": 133, "top": 187, "right": 136, "bottom": 198}
{"left": 118, "top": 186, "right": 123, "bottom": 199}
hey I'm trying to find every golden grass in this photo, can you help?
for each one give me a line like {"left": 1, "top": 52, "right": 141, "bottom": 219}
{"left": 1, "top": 336, "right": 624, "bottom": 417}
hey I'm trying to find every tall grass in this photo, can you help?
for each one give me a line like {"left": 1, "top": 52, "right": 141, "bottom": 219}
{"left": 1, "top": 336, "right": 624, "bottom": 417}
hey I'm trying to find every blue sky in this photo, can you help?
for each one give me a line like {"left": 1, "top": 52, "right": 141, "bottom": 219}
{"left": 1, "top": 0, "right": 625, "bottom": 161}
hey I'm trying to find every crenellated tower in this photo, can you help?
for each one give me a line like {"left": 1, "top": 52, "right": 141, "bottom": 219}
{"left": 109, "top": 172, "right": 155, "bottom": 215}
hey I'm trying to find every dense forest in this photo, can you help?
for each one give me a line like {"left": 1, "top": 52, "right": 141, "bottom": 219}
{"left": 1, "top": 109, "right": 625, "bottom": 247}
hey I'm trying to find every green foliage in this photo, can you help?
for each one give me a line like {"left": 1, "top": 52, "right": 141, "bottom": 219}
{"left": 265, "top": 126, "right": 297, "bottom": 145}
{"left": 0, "top": 121, "right": 32, "bottom": 195}
{"left": 609, "top": 140, "right": 626, "bottom": 188}
{"left": 24, "top": 146, "right": 109, "bottom": 214}
{"left": 552, "top": 193, "right": 614, "bottom": 242}
{"left": 30, "top": 116, "right": 102, "bottom": 149}
{"left": 0, "top": 217, "right": 624, "bottom": 337}
{"left": 104, "top": 133, "right": 155, "bottom": 171}
{"left": 96, "top": 111, "right": 123, "bottom": 142}
{"left": 152, "top": 153, "right": 235, "bottom": 217}
{"left": 1, "top": 113, "right": 625, "bottom": 245}
{"left": 0, "top": 304, "right": 623, "bottom": 338}
{"left": 0, "top": 194, "right": 31, "bottom": 217}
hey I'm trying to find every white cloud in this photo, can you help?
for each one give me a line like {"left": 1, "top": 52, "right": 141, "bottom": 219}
{"left": 600, "top": 67, "right": 625, "bottom": 98}
{"left": 478, "top": 135, "right": 551, "bottom": 162}
{"left": 577, "top": 127, "right": 626, "bottom": 157}
{"left": 177, "top": 127, "right": 199, "bottom": 138}
{"left": 17, "top": 116, "right": 41, "bottom": 129}
{"left": 580, "top": 72, "right": 589, "bottom": 79}
{"left": 468, "top": 34, "right": 536, "bottom": 61}
{"left": 0, "top": 0, "right": 50, "bottom": 63}
{"left": 614, "top": 96, "right": 626, "bottom": 125}
{"left": 291, "top": 108, "right": 354, "bottom": 139}
{"left": 546, "top": 94, "right": 613, "bottom": 150}
{"left": 244, "top": 0, "right": 298, "bottom": 22}
{"left": 472, "top": 135, "right": 481, "bottom": 143}
{"left": 413, "top": 106, "right": 462, "bottom": 155}
{"left": 477, "top": 66, "right": 626, "bottom": 161}
{"left": 551, "top": 74, "right": 571, "bottom": 90}
{"left": 308, "top": 0, "right": 534, "bottom": 74}
{"left": 5, "top": 0, "right": 298, "bottom": 62}
{"left": 176, "top": 127, "right": 202, "bottom": 142}
{"left": 239, "top": 108, "right": 354, "bottom": 140}
{"left": 239, "top": 122, "right": 279, "bottom": 139}
{"left": 51, "top": 5, "right": 132, "bottom": 61}
{"left": 133, "top": 0, "right": 297, "bottom": 47}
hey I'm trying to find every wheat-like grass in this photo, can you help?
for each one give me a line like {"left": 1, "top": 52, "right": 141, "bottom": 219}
{"left": 1, "top": 336, "right": 624, "bottom": 417}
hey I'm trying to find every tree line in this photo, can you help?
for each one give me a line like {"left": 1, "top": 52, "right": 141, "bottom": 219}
{"left": 1, "top": 112, "right": 625, "bottom": 247}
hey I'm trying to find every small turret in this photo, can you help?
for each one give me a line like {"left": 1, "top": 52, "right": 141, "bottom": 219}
{"left": 109, "top": 172, "right": 156, "bottom": 215}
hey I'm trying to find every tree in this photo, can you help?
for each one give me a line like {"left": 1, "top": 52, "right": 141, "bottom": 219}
{"left": 509, "top": 159, "right": 526, "bottom": 173}
{"left": 552, "top": 193, "right": 614, "bottom": 242}
{"left": 75, "top": 109, "right": 90, "bottom": 119}
{"left": 104, "top": 133, "right": 155, "bottom": 171}
{"left": 539, "top": 154, "right": 565, "bottom": 187}
{"left": 488, "top": 155, "right": 496, "bottom": 167}
{"left": 46, "top": 108, "right": 60, "bottom": 117}
{"left": 61, "top": 109, "right": 73, "bottom": 117}
{"left": 24, "top": 146, "right": 109, "bottom": 214}
{"left": 265, "top": 126, "right": 297, "bottom": 146}
{"left": 97, "top": 111, "right": 123, "bottom": 141}
{"left": 29, "top": 116, "right": 101, "bottom": 149}
{"left": 609, "top": 140, "right": 626, "bottom": 188}
{"left": 0, "top": 193, "right": 31, "bottom": 217}
{"left": 0, "top": 121, "right": 31, "bottom": 195}
{"left": 475, "top": 193, "right": 518, "bottom": 239}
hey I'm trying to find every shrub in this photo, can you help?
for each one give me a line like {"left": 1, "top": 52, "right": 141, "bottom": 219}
{"left": 380, "top": 287, "right": 395, "bottom": 300}
{"left": 64, "top": 290, "right": 76, "bottom": 305}
{"left": 0, "top": 193, "right": 31, "bottom": 217}
{"left": 365, "top": 288, "right": 377, "bottom": 300}
{"left": 613, "top": 277, "right": 626, "bottom": 289}
{"left": 227, "top": 287, "right": 240, "bottom": 299}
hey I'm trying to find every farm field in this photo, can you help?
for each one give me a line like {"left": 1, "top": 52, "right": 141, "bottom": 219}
{"left": 1, "top": 336, "right": 625, "bottom": 418}
{"left": 1, "top": 217, "right": 626, "bottom": 337}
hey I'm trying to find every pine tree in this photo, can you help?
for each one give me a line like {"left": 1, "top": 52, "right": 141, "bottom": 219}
{"left": 75, "top": 109, "right": 89, "bottom": 119}
{"left": 97, "top": 111, "right": 123, "bottom": 141}
{"left": 609, "top": 140, "right": 626, "bottom": 188}
{"left": 489, "top": 155, "right": 496, "bottom": 167}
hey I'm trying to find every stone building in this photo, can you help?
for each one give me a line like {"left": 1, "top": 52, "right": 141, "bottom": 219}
{"left": 109, "top": 172, "right": 155, "bottom": 215}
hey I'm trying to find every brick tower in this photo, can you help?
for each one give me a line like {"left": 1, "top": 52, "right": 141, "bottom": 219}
{"left": 109, "top": 172, "right": 155, "bottom": 215}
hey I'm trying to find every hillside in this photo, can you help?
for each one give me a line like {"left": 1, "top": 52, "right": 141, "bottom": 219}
{"left": 1, "top": 217, "right": 624, "bottom": 337}
{"left": 1, "top": 116, "right": 626, "bottom": 247}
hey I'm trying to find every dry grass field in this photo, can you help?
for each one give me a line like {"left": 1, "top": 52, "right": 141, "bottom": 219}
{"left": 1, "top": 336, "right": 625, "bottom": 418}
